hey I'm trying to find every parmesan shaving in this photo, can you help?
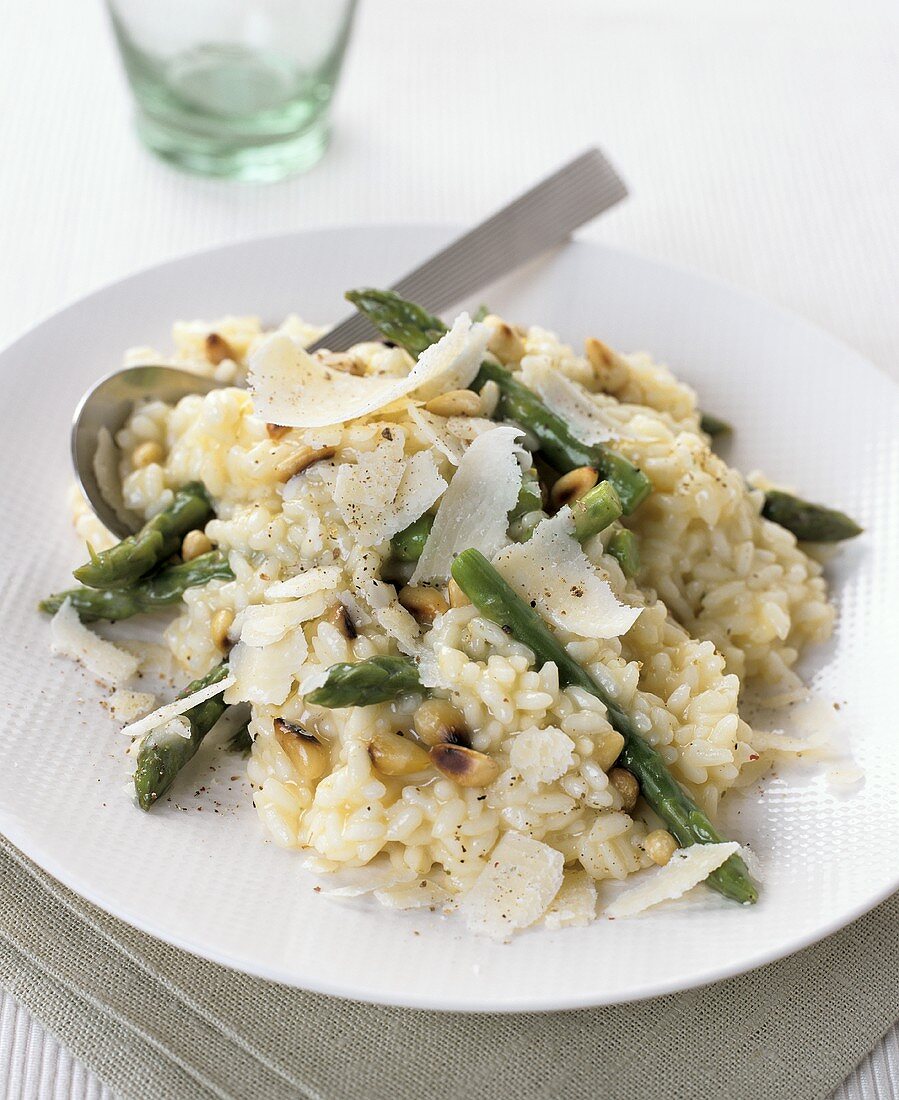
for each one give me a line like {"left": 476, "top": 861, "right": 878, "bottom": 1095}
{"left": 411, "top": 426, "right": 523, "bottom": 585}
{"left": 238, "top": 595, "right": 330, "bottom": 647}
{"left": 333, "top": 433, "right": 446, "bottom": 547}
{"left": 265, "top": 566, "right": 342, "bottom": 600}
{"left": 544, "top": 870, "right": 597, "bottom": 929}
{"left": 248, "top": 313, "right": 488, "bottom": 428}
{"left": 603, "top": 842, "right": 740, "bottom": 918}
{"left": 374, "top": 880, "right": 453, "bottom": 910}
{"left": 493, "top": 509, "right": 642, "bottom": 639}
{"left": 107, "top": 689, "right": 156, "bottom": 723}
{"left": 520, "top": 358, "right": 617, "bottom": 444}
{"left": 120, "top": 673, "right": 236, "bottom": 740}
{"left": 50, "top": 600, "right": 140, "bottom": 686}
{"left": 225, "top": 632, "right": 307, "bottom": 707}
{"left": 462, "top": 832, "right": 564, "bottom": 941}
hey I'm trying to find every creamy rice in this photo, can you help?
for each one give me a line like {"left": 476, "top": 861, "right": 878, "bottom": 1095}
{"left": 80, "top": 311, "right": 837, "bottom": 929}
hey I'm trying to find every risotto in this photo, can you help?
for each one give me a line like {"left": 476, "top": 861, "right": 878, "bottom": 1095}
{"left": 43, "top": 290, "right": 861, "bottom": 939}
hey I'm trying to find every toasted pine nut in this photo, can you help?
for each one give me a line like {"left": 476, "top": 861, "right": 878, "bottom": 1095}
{"left": 210, "top": 608, "right": 235, "bottom": 651}
{"left": 485, "top": 315, "right": 525, "bottom": 364}
{"left": 430, "top": 744, "right": 499, "bottom": 788}
{"left": 585, "top": 337, "right": 630, "bottom": 392}
{"left": 266, "top": 423, "right": 291, "bottom": 440}
{"left": 274, "top": 718, "right": 328, "bottom": 781}
{"left": 595, "top": 730, "right": 625, "bottom": 772}
{"left": 447, "top": 578, "right": 470, "bottom": 609}
{"left": 551, "top": 466, "right": 598, "bottom": 509}
{"left": 644, "top": 829, "right": 678, "bottom": 866}
{"left": 205, "top": 332, "right": 235, "bottom": 366}
{"left": 275, "top": 445, "right": 337, "bottom": 481}
{"left": 478, "top": 378, "right": 501, "bottom": 418}
{"left": 424, "top": 389, "right": 482, "bottom": 418}
{"left": 181, "top": 529, "right": 213, "bottom": 561}
{"left": 413, "top": 698, "right": 469, "bottom": 747}
{"left": 132, "top": 441, "right": 164, "bottom": 468}
{"left": 398, "top": 585, "right": 448, "bottom": 623}
{"left": 368, "top": 730, "right": 431, "bottom": 776}
{"left": 609, "top": 767, "right": 640, "bottom": 812}
{"left": 325, "top": 602, "right": 357, "bottom": 639}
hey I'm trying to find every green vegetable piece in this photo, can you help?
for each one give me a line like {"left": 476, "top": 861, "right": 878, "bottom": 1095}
{"left": 472, "top": 360, "right": 652, "bottom": 515}
{"left": 699, "top": 411, "right": 732, "bottom": 437}
{"left": 762, "top": 489, "right": 862, "bottom": 543}
{"left": 306, "top": 655, "right": 423, "bottom": 709}
{"left": 345, "top": 289, "right": 448, "bottom": 358}
{"left": 510, "top": 471, "right": 544, "bottom": 521}
{"left": 390, "top": 514, "right": 435, "bottom": 562}
{"left": 40, "top": 550, "right": 234, "bottom": 623}
{"left": 226, "top": 722, "right": 253, "bottom": 756}
{"left": 74, "top": 482, "right": 213, "bottom": 590}
{"left": 570, "top": 481, "right": 622, "bottom": 542}
{"left": 472, "top": 304, "right": 490, "bottom": 323}
{"left": 450, "top": 548, "right": 758, "bottom": 905}
{"left": 607, "top": 528, "right": 640, "bottom": 577}
{"left": 133, "top": 661, "right": 231, "bottom": 811}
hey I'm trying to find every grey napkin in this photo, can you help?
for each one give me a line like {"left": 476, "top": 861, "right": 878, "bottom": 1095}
{"left": 1, "top": 835, "right": 896, "bottom": 1100}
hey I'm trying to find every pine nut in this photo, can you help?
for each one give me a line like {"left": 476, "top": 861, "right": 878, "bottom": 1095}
{"left": 424, "top": 389, "right": 482, "bottom": 418}
{"left": 205, "top": 332, "right": 235, "bottom": 366}
{"left": 275, "top": 445, "right": 337, "bottom": 481}
{"left": 273, "top": 718, "right": 328, "bottom": 781}
{"left": 413, "top": 698, "right": 469, "bottom": 747}
{"left": 368, "top": 730, "right": 431, "bottom": 776}
{"left": 210, "top": 608, "right": 235, "bottom": 651}
{"left": 595, "top": 730, "right": 625, "bottom": 772}
{"left": 132, "top": 441, "right": 164, "bottom": 468}
{"left": 585, "top": 337, "right": 630, "bottom": 392}
{"left": 644, "top": 829, "right": 678, "bottom": 866}
{"left": 485, "top": 315, "right": 525, "bottom": 364}
{"left": 181, "top": 530, "right": 213, "bottom": 561}
{"left": 430, "top": 744, "right": 499, "bottom": 788}
{"left": 551, "top": 466, "right": 598, "bottom": 509}
{"left": 325, "top": 602, "right": 357, "bottom": 639}
{"left": 609, "top": 767, "right": 640, "bottom": 812}
{"left": 398, "top": 585, "right": 448, "bottom": 623}
{"left": 447, "top": 578, "right": 470, "bottom": 608}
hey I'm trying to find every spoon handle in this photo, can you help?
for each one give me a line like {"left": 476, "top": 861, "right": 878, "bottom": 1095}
{"left": 306, "top": 147, "right": 627, "bottom": 354}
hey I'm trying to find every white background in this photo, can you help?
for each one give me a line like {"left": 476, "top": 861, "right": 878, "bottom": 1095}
{"left": 0, "top": 0, "right": 896, "bottom": 1095}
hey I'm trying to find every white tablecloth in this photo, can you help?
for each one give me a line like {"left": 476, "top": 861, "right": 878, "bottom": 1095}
{"left": 1, "top": 0, "right": 897, "bottom": 1095}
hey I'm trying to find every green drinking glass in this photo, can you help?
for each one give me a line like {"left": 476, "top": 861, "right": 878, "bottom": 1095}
{"left": 106, "top": 0, "right": 358, "bottom": 182}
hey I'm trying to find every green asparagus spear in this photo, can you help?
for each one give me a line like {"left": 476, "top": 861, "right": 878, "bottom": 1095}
{"left": 345, "top": 289, "right": 447, "bottom": 358}
{"left": 346, "top": 287, "right": 652, "bottom": 515}
{"left": 699, "top": 411, "right": 732, "bottom": 437}
{"left": 73, "top": 482, "right": 213, "bottom": 590}
{"left": 390, "top": 514, "right": 435, "bottom": 562}
{"left": 472, "top": 304, "right": 490, "bottom": 324}
{"left": 761, "top": 489, "right": 862, "bottom": 543}
{"left": 306, "top": 655, "right": 423, "bottom": 708}
{"left": 571, "top": 482, "right": 623, "bottom": 543}
{"left": 473, "top": 360, "right": 651, "bottom": 514}
{"left": 133, "top": 661, "right": 231, "bottom": 810}
{"left": 450, "top": 548, "right": 757, "bottom": 904}
{"left": 227, "top": 722, "right": 253, "bottom": 756}
{"left": 510, "top": 470, "right": 544, "bottom": 520}
{"left": 39, "top": 551, "right": 234, "bottom": 623}
{"left": 607, "top": 528, "right": 640, "bottom": 577}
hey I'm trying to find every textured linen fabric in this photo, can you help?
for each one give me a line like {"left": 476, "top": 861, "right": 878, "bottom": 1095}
{"left": 2, "top": 834, "right": 899, "bottom": 1100}
{"left": 1, "top": 0, "right": 899, "bottom": 1095}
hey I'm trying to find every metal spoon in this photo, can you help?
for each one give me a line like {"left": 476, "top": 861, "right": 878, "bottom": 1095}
{"left": 72, "top": 147, "right": 627, "bottom": 537}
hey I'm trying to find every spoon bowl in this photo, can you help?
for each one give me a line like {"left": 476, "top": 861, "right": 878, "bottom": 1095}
{"left": 71, "top": 365, "right": 222, "bottom": 539}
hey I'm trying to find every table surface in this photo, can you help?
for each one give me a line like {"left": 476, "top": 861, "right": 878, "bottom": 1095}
{"left": 1, "top": 0, "right": 897, "bottom": 1096}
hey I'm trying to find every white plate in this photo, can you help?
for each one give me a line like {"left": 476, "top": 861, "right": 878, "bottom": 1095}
{"left": 1, "top": 226, "right": 897, "bottom": 1012}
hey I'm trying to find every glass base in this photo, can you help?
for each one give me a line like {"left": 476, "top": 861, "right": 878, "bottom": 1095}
{"left": 135, "top": 112, "right": 330, "bottom": 182}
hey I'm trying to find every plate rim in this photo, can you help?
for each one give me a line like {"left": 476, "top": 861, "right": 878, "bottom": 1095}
{"left": 2, "top": 222, "right": 897, "bottom": 1012}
